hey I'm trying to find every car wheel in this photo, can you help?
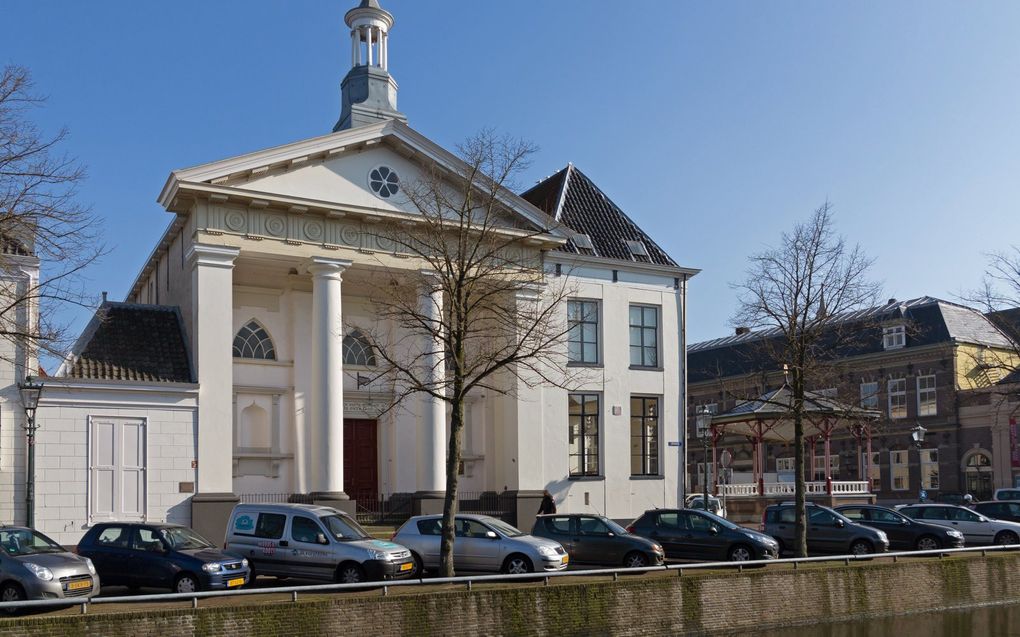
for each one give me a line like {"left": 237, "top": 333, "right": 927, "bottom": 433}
{"left": 915, "top": 535, "right": 942, "bottom": 551}
{"left": 502, "top": 554, "right": 533, "bottom": 575}
{"left": 0, "top": 583, "right": 24, "bottom": 615}
{"left": 728, "top": 544, "right": 753, "bottom": 562}
{"left": 174, "top": 574, "right": 200, "bottom": 594}
{"left": 994, "top": 531, "right": 1019, "bottom": 546}
{"left": 849, "top": 540, "right": 873, "bottom": 556}
{"left": 337, "top": 562, "right": 367, "bottom": 584}
{"left": 411, "top": 551, "right": 425, "bottom": 577}
{"left": 623, "top": 551, "right": 649, "bottom": 568}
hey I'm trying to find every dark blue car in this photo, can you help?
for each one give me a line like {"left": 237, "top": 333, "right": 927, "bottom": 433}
{"left": 77, "top": 523, "right": 250, "bottom": 593}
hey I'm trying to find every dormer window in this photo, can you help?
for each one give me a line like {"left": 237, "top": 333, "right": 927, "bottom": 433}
{"left": 571, "top": 233, "right": 596, "bottom": 256}
{"left": 624, "top": 240, "right": 650, "bottom": 263}
{"left": 883, "top": 324, "right": 905, "bottom": 350}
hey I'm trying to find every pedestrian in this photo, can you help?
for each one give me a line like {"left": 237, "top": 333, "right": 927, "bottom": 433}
{"left": 537, "top": 489, "right": 556, "bottom": 515}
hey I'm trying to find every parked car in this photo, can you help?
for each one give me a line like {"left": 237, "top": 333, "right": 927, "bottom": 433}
{"left": 0, "top": 526, "right": 99, "bottom": 604}
{"left": 628, "top": 508, "right": 778, "bottom": 562}
{"left": 934, "top": 492, "right": 968, "bottom": 505}
{"left": 685, "top": 494, "right": 727, "bottom": 518}
{"left": 393, "top": 514, "right": 568, "bottom": 574}
{"left": 974, "top": 501, "right": 1020, "bottom": 523}
{"left": 992, "top": 488, "right": 1020, "bottom": 502}
{"left": 530, "top": 514, "right": 664, "bottom": 568}
{"left": 225, "top": 503, "right": 415, "bottom": 584}
{"left": 77, "top": 523, "right": 250, "bottom": 593}
{"left": 834, "top": 504, "right": 965, "bottom": 551}
{"left": 897, "top": 504, "right": 1020, "bottom": 546}
{"left": 761, "top": 503, "right": 889, "bottom": 556}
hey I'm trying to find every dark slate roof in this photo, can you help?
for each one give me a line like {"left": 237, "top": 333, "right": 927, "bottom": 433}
{"left": 689, "top": 297, "right": 1013, "bottom": 383}
{"left": 712, "top": 385, "right": 881, "bottom": 425}
{"left": 66, "top": 303, "right": 193, "bottom": 383}
{"left": 520, "top": 164, "right": 679, "bottom": 267}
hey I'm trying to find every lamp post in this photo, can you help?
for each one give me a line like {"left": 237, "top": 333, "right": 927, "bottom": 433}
{"left": 911, "top": 424, "right": 927, "bottom": 502}
{"left": 18, "top": 375, "right": 44, "bottom": 528}
{"left": 695, "top": 406, "right": 713, "bottom": 512}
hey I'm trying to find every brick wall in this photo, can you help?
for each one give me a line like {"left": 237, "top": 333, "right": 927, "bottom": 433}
{"left": 3, "top": 553, "right": 1020, "bottom": 636}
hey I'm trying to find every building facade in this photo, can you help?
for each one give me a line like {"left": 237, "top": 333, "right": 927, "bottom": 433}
{"left": 0, "top": 0, "right": 696, "bottom": 545}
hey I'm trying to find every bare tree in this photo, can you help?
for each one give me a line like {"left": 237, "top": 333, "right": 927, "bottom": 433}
{"left": 732, "top": 202, "right": 879, "bottom": 557}
{"left": 366, "top": 130, "right": 574, "bottom": 577}
{"left": 966, "top": 247, "right": 1020, "bottom": 382}
{"left": 0, "top": 65, "right": 103, "bottom": 370}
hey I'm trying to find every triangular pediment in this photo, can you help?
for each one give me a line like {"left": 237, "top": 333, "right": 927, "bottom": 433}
{"left": 159, "top": 120, "right": 562, "bottom": 237}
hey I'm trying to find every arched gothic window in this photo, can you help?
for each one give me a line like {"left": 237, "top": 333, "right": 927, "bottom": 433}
{"left": 343, "top": 330, "right": 376, "bottom": 367}
{"left": 233, "top": 320, "right": 276, "bottom": 360}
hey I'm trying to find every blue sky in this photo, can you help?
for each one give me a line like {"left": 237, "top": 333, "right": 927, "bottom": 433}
{"left": 3, "top": 0, "right": 1020, "bottom": 352}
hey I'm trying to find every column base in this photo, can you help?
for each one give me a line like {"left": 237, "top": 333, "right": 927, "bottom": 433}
{"left": 311, "top": 491, "right": 356, "bottom": 516}
{"left": 413, "top": 490, "right": 446, "bottom": 516}
{"left": 191, "top": 492, "right": 240, "bottom": 546}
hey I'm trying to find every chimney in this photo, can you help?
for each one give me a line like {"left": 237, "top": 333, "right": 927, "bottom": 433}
{"left": 735, "top": 326, "right": 750, "bottom": 336}
{"left": 101, "top": 291, "right": 108, "bottom": 303}
{"left": 888, "top": 298, "right": 897, "bottom": 305}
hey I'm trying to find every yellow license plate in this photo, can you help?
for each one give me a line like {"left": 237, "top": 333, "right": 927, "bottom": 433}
{"left": 227, "top": 577, "right": 245, "bottom": 587}
{"left": 399, "top": 562, "right": 413, "bottom": 572}
{"left": 68, "top": 580, "right": 92, "bottom": 591}
{"left": 561, "top": 555, "right": 569, "bottom": 564}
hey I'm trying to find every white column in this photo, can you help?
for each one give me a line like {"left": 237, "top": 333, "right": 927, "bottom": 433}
{"left": 420, "top": 273, "right": 446, "bottom": 493}
{"left": 351, "top": 29, "right": 359, "bottom": 67}
{"left": 366, "top": 26, "right": 374, "bottom": 66}
{"left": 307, "top": 257, "right": 352, "bottom": 495}
{"left": 187, "top": 244, "right": 240, "bottom": 494}
{"left": 381, "top": 30, "right": 388, "bottom": 70}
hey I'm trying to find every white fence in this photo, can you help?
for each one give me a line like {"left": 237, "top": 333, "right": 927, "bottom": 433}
{"left": 720, "top": 481, "right": 870, "bottom": 497}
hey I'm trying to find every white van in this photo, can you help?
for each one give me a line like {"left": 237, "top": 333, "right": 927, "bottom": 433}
{"left": 993, "top": 488, "right": 1020, "bottom": 502}
{"left": 224, "top": 503, "right": 415, "bottom": 584}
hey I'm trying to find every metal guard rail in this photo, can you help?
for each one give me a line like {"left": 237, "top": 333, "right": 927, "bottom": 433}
{"left": 1, "top": 543, "right": 1017, "bottom": 614}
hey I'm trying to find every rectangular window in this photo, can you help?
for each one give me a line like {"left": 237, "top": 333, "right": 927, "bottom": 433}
{"left": 567, "top": 300, "right": 599, "bottom": 364}
{"left": 629, "top": 305, "right": 659, "bottom": 367}
{"left": 883, "top": 325, "right": 905, "bottom": 350}
{"left": 921, "top": 449, "right": 939, "bottom": 490}
{"left": 868, "top": 451, "right": 881, "bottom": 491}
{"left": 89, "top": 417, "right": 146, "bottom": 524}
{"left": 569, "top": 394, "right": 600, "bottom": 476}
{"left": 888, "top": 379, "right": 907, "bottom": 419}
{"left": 630, "top": 396, "right": 660, "bottom": 476}
{"left": 813, "top": 455, "right": 840, "bottom": 481}
{"left": 890, "top": 450, "right": 909, "bottom": 491}
{"left": 860, "top": 382, "right": 879, "bottom": 409}
{"left": 917, "top": 375, "right": 937, "bottom": 417}
{"left": 776, "top": 457, "right": 794, "bottom": 472}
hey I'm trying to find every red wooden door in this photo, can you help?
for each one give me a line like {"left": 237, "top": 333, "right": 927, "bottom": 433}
{"left": 343, "top": 419, "right": 378, "bottom": 502}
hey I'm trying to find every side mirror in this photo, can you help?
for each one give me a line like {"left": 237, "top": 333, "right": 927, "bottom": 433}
{"left": 900, "top": 518, "right": 909, "bottom": 526}
{"left": 486, "top": 531, "right": 498, "bottom": 540}
{"left": 607, "top": 532, "right": 615, "bottom": 538}
{"left": 709, "top": 526, "right": 719, "bottom": 536}
{"left": 316, "top": 533, "right": 329, "bottom": 545}
{"left": 835, "top": 519, "right": 845, "bottom": 528}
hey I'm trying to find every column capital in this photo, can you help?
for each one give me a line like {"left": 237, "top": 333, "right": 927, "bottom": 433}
{"left": 186, "top": 244, "right": 240, "bottom": 269}
{"left": 304, "top": 257, "right": 353, "bottom": 278}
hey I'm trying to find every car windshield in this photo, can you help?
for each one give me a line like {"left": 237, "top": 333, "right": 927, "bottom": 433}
{"left": 323, "top": 514, "right": 370, "bottom": 541}
{"left": 0, "top": 529, "right": 65, "bottom": 556}
{"left": 698, "top": 510, "right": 739, "bottom": 530}
{"left": 602, "top": 518, "right": 630, "bottom": 535}
{"left": 160, "top": 527, "right": 213, "bottom": 550}
{"left": 484, "top": 518, "right": 525, "bottom": 538}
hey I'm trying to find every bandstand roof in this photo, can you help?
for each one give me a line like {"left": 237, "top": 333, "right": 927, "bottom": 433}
{"left": 708, "top": 385, "right": 881, "bottom": 442}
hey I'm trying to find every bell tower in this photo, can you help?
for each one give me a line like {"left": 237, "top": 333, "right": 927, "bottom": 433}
{"left": 334, "top": 0, "right": 407, "bottom": 131}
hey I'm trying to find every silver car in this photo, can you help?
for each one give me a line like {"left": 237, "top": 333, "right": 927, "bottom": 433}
{"left": 898, "top": 504, "right": 1020, "bottom": 546}
{"left": 393, "top": 514, "right": 569, "bottom": 575}
{"left": 0, "top": 526, "right": 100, "bottom": 604}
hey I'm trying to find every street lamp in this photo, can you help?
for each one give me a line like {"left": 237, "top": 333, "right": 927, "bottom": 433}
{"left": 695, "top": 406, "right": 713, "bottom": 512}
{"left": 910, "top": 424, "right": 927, "bottom": 449}
{"left": 910, "top": 424, "right": 928, "bottom": 502}
{"left": 18, "top": 375, "right": 44, "bottom": 528}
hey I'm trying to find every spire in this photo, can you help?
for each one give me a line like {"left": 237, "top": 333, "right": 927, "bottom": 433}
{"left": 333, "top": 0, "right": 407, "bottom": 131}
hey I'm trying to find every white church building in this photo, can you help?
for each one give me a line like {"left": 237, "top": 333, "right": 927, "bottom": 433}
{"left": 0, "top": 0, "right": 697, "bottom": 545}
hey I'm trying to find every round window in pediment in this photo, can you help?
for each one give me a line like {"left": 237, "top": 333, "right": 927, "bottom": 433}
{"left": 369, "top": 166, "right": 400, "bottom": 199}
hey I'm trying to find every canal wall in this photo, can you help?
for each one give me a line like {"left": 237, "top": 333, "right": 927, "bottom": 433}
{"left": 3, "top": 552, "right": 1020, "bottom": 636}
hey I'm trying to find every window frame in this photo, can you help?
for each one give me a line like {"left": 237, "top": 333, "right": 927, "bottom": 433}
{"left": 566, "top": 299, "right": 601, "bottom": 366}
{"left": 890, "top": 450, "right": 909, "bottom": 491}
{"left": 859, "top": 381, "right": 879, "bottom": 409}
{"left": 920, "top": 448, "right": 939, "bottom": 490}
{"left": 883, "top": 324, "right": 906, "bottom": 350}
{"left": 917, "top": 374, "right": 937, "bottom": 417}
{"left": 888, "top": 378, "right": 907, "bottom": 419}
{"left": 342, "top": 329, "right": 377, "bottom": 368}
{"left": 630, "top": 395, "right": 661, "bottom": 477}
{"left": 628, "top": 304, "right": 660, "bottom": 369}
{"left": 568, "top": 393, "right": 601, "bottom": 477}
{"left": 233, "top": 319, "right": 277, "bottom": 361}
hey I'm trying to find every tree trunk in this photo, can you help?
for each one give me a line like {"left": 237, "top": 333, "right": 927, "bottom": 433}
{"left": 793, "top": 370, "right": 808, "bottom": 558}
{"left": 438, "top": 395, "right": 464, "bottom": 577}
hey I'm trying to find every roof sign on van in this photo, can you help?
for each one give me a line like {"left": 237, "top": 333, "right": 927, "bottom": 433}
{"left": 235, "top": 515, "right": 255, "bottom": 532}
